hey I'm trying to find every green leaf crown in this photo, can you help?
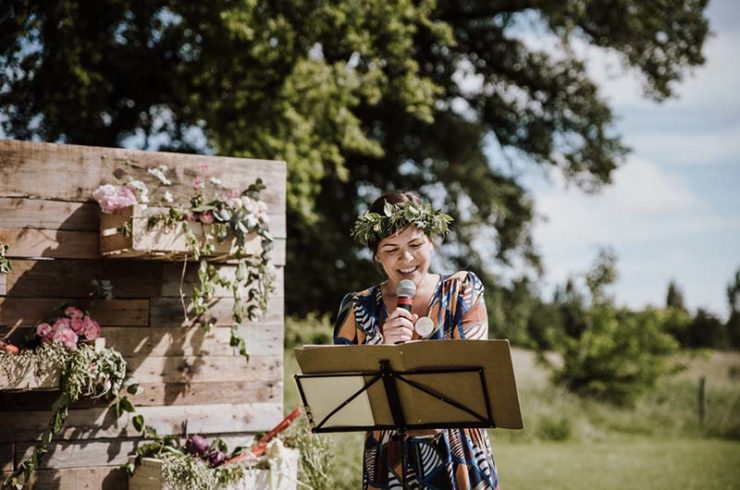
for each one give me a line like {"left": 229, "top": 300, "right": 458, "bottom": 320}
{"left": 351, "top": 200, "right": 453, "bottom": 246}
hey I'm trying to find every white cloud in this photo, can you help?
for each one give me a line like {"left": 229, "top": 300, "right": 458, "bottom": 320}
{"left": 626, "top": 123, "right": 740, "bottom": 165}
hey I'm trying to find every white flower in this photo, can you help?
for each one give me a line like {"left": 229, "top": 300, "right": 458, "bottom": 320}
{"left": 209, "top": 177, "right": 224, "bottom": 187}
{"left": 163, "top": 191, "right": 174, "bottom": 203}
{"left": 127, "top": 179, "right": 150, "bottom": 203}
{"left": 147, "top": 165, "right": 172, "bottom": 186}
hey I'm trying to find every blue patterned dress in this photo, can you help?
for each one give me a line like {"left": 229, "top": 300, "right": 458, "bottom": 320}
{"left": 333, "top": 271, "right": 501, "bottom": 490}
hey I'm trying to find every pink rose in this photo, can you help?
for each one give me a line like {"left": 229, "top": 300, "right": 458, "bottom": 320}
{"left": 35, "top": 323, "right": 53, "bottom": 339}
{"left": 199, "top": 211, "right": 214, "bottom": 224}
{"left": 70, "top": 318, "right": 85, "bottom": 334}
{"left": 52, "top": 324, "right": 78, "bottom": 349}
{"left": 83, "top": 317, "right": 101, "bottom": 341}
{"left": 53, "top": 318, "right": 71, "bottom": 331}
{"left": 92, "top": 185, "right": 137, "bottom": 214}
{"left": 64, "top": 306, "right": 84, "bottom": 319}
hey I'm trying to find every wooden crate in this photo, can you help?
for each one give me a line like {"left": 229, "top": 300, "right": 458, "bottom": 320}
{"left": 0, "top": 338, "right": 106, "bottom": 392}
{"left": 99, "top": 205, "right": 262, "bottom": 261}
{"left": 129, "top": 450, "right": 299, "bottom": 490}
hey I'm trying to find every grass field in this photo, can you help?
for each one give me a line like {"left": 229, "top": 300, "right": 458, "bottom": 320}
{"left": 284, "top": 346, "right": 740, "bottom": 489}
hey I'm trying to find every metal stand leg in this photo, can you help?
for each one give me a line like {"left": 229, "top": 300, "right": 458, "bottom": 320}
{"left": 400, "top": 428, "right": 408, "bottom": 490}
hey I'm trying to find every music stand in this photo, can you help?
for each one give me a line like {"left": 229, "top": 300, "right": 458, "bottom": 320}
{"left": 294, "top": 340, "right": 523, "bottom": 489}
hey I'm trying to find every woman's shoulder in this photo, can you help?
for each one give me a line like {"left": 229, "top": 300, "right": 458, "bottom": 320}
{"left": 339, "top": 284, "right": 380, "bottom": 306}
{"left": 443, "top": 270, "right": 483, "bottom": 287}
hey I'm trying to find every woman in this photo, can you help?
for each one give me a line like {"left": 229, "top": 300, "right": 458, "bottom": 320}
{"left": 334, "top": 191, "right": 501, "bottom": 489}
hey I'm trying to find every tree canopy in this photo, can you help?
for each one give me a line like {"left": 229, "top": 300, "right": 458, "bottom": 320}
{"left": 0, "top": 0, "right": 710, "bottom": 316}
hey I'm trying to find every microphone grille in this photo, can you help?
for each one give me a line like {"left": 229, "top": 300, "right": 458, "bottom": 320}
{"left": 397, "top": 279, "right": 416, "bottom": 298}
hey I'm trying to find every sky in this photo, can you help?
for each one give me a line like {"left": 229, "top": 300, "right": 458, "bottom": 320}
{"left": 512, "top": 0, "right": 740, "bottom": 318}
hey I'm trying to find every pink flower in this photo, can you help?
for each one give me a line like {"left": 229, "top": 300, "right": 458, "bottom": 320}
{"left": 193, "top": 176, "right": 204, "bottom": 191}
{"left": 53, "top": 318, "right": 71, "bottom": 331}
{"left": 83, "top": 317, "right": 101, "bottom": 341}
{"left": 92, "top": 185, "right": 137, "bottom": 214}
{"left": 64, "top": 306, "right": 84, "bottom": 319}
{"left": 52, "top": 324, "right": 78, "bottom": 349}
{"left": 35, "top": 323, "right": 53, "bottom": 339}
{"left": 199, "top": 211, "right": 214, "bottom": 224}
{"left": 198, "top": 162, "right": 209, "bottom": 174}
{"left": 70, "top": 318, "right": 86, "bottom": 334}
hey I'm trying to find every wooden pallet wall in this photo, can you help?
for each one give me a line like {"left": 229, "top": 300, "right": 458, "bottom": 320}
{"left": 0, "top": 140, "right": 287, "bottom": 489}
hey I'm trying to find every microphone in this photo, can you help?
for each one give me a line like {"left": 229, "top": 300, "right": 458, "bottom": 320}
{"left": 396, "top": 279, "right": 416, "bottom": 313}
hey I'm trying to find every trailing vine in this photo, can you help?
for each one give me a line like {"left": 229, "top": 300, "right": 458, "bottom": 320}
{"left": 93, "top": 165, "right": 276, "bottom": 360}
{"left": 0, "top": 243, "right": 11, "bottom": 274}
{"left": 0, "top": 343, "right": 131, "bottom": 490}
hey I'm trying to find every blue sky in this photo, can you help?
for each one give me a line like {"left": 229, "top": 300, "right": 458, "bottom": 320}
{"left": 516, "top": 0, "right": 740, "bottom": 317}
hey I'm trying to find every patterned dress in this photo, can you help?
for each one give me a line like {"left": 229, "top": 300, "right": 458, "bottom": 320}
{"left": 333, "top": 271, "right": 501, "bottom": 490}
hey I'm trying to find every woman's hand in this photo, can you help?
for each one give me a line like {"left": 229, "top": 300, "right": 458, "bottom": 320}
{"left": 382, "top": 308, "right": 418, "bottom": 344}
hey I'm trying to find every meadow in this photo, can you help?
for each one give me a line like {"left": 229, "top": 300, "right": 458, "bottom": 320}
{"left": 284, "top": 338, "right": 740, "bottom": 489}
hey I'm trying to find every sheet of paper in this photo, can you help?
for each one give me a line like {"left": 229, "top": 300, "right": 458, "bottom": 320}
{"left": 298, "top": 375, "right": 375, "bottom": 428}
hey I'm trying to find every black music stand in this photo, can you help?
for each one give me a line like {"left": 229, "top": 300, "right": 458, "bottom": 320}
{"left": 294, "top": 340, "right": 522, "bottom": 489}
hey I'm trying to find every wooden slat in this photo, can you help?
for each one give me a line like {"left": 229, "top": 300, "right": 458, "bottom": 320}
{"left": 161, "top": 263, "right": 285, "bottom": 299}
{"left": 0, "top": 227, "right": 286, "bottom": 265}
{"left": 149, "top": 296, "right": 283, "bottom": 327}
{"left": 125, "top": 355, "right": 282, "bottom": 384}
{"left": 0, "top": 197, "right": 99, "bottom": 231}
{"left": 15, "top": 439, "right": 140, "bottom": 469}
{"left": 5, "top": 402, "right": 282, "bottom": 443}
{"left": 0, "top": 140, "right": 286, "bottom": 211}
{"left": 0, "top": 197, "right": 286, "bottom": 238}
{"left": 0, "top": 298, "right": 149, "bottom": 328}
{"left": 2, "top": 259, "right": 162, "bottom": 299}
{"left": 0, "top": 443, "right": 12, "bottom": 472}
{"left": 0, "top": 380, "right": 280, "bottom": 411}
{"left": 0, "top": 228, "right": 98, "bottom": 259}
{"left": 26, "top": 466, "right": 127, "bottom": 490}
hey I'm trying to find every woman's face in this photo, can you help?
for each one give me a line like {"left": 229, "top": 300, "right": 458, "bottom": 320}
{"left": 375, "top": 226, "right": 433, "bottom": 289}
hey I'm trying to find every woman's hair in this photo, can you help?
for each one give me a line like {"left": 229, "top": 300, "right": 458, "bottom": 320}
{"left": 367, "top": 191, "right": 423, "bottom": 254}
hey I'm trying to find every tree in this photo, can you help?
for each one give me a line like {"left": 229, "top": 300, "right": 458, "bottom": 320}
{"left": 666, "top": 280, "right": 687, "bottom": 311}
{"left": 0, "top": 0, "right": 711, "bottom": 316}
{"left": 726, "top": 268, "right": 740, "bottom": 349}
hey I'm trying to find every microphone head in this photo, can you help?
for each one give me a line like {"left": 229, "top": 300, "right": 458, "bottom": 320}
{"left": 397, "top": 279, "right": 417, "bottom": 299}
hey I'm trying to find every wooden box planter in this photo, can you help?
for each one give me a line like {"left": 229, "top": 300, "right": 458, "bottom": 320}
{"left": 99, "top": 205, "right": 261, "bottom": 261}
{"left": 0, "top": 338, "right": 106, "bottom": 392}
{"left": 128, "top": 449, "right": 300, "bottom": 490}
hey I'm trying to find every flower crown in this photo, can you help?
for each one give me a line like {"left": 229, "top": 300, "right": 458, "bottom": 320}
{"left": 351, "top": 200, "right": 453, "bottom": 246}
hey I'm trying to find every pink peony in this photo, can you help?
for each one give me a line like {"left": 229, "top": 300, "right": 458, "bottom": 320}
{"left": 83, "top": 317, "right": 101, "bottom": 341}
{"left": 64, "top": 306, "right": 84, "bottom": 319}
{"left": 70, "top": 318, "right": 86, "bottom": 334}
{"left": 53, "top": 317, "right": 71, "bottom": 331}
{"left": 93, "top": 185, "right": 137, "bottom": 214}
{"left": 35, "top": 322, "right": 53, "bottom": 339}
{"left": 52, "top": 324, "right": 78, "bottom": 349}
{"left": 199, "top": 211, "right": 214, "bottom": 224}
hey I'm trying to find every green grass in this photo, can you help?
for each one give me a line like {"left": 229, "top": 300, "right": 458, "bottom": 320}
{"left": 284, "top": 343, "right": 740, "bottom": 488}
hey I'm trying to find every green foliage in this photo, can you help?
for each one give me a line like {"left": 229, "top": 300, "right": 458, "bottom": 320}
{"left": 284, "top": 313, "right": 333, "bottom": 349}
{"left": 543, "top": 250, "right": 681, "bottom": 406}
{"left": 1, "top": 343, "right": 128, "bottom": 490}
{"left": 0, "top": 244, "right": 11, "bottom": 274}
{"left": 0, "top": 0, "right": 711, "bottom": 316}
{"left": 350, "top": 199, "right": 453, "bottom": 247}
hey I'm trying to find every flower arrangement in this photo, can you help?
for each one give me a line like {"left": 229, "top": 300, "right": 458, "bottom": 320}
{"left": 92, "top": 163, "right": 275, "bottom": 359}
{"left": 0, "top": 305, "right": 132, "bottom": 490}
{"left": 127, "top": 408, "right": 331, "bottom": 490}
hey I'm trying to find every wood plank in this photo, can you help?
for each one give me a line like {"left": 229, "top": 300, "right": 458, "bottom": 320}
{"left": 0, "top": 197, "right": 99, "bottom": 231}
{"left": 15, "top": 439, "right": 140, "bottom": 469}
{"left": 149, "top": 296, "right": 283, "bottom": 328}
{"left": 26, "top": 466, "right": 127, "bottom": 490}
{"left": 0, "top": 197, "right": 286, "bottom": 238}
{"left": 0, "top": 298, "right": 149, "bottom": 328}
{"left": 0, "top": 379, "right": 280, "bottom": 411}
{"left": 0, "top": 228, "right": 98, "bottom": 259}
{"left": 0, "top": 443, "right": 12, "bottom": 472}
{"left": 0, "top": 323, "right": 283, "bottom": 358}
{"left": 4, "top": 402, "right": 282, "bottom": 443}
{"left": 125, "top": 355, "right": 282, "bottom": 384}
{"left": 0, "top": 140, "right": 286, "bottom": 211}
{"left": 161, "top": 263, "right": 285, "bottom": 299}
{"left": 0, "top": 226, "right": 286, "bottom": 264}
{"left": 2, "top": 259, "right": 162, "bottom": 299}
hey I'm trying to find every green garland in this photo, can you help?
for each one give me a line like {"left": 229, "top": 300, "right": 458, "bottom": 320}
{"left": 351, "top": 200, "right": 453, "bottom": 247}
{"left": 146, "top": 179, "right": 275, "bottom": 360}
{"left": 0, "top": 343, "right": 130, "bottom": 490}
